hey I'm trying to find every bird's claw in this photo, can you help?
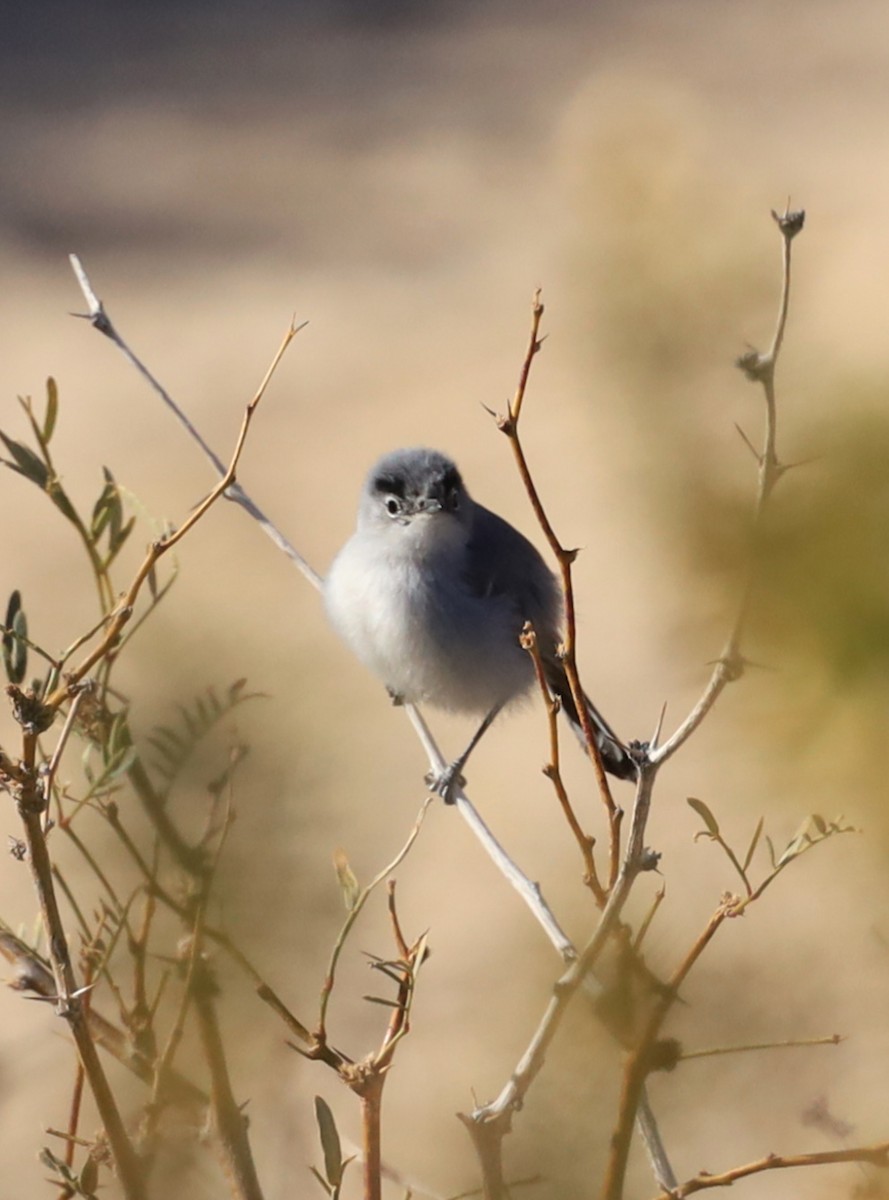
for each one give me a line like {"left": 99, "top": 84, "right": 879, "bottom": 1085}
{"left": 424, "top": 764, "right": 467, "bottom": 804}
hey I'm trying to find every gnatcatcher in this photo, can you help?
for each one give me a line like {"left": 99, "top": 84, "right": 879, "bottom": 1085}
{"left": 325, "top": 447, "right": 635, "bottom": 799}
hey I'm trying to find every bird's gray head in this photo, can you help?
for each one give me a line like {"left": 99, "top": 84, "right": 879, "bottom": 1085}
{"left": 358, "top": 448, "right": 473, "bottom": 545}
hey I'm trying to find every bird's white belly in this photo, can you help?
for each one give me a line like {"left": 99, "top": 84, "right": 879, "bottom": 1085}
{"left": 325, "top": 540, "right": 531, "bottom": 715}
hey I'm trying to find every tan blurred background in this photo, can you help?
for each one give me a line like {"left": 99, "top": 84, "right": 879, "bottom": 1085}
{"left": 2, "top": 1, "right": 889, "bottom": 1196}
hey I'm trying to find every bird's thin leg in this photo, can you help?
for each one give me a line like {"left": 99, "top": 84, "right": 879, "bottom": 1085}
{"left": 425, "top": 703, "right": 504, "bottom": 804}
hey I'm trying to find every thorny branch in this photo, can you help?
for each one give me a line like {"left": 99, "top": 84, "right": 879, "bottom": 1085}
{"left": 650, "top": 204, "right": 804, "bottom": 766}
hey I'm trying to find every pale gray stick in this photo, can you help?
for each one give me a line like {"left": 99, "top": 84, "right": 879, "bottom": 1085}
{"left": 404, "top": 703, "right": 576, "bottom": 960}
{"left": 68, "top": 253, "right": 321, "bottom": 590}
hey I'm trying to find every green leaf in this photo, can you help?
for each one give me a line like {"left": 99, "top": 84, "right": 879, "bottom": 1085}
{"left": 308, "top": 1165, "right": 332, "bottom": 1196}
{"left": 776, "top": 819, "right": 813, "bottom": 868}
{"left": 91, "top": 481, "right": 116, "bottom": 540}
{"left": 39, "top": 1147, "right": 78, "bottom": 1185}
{"left": 146, "top": 681, "right": 263, "bottom": 792}
{"left": 43, "top": 378, "right": 58, "bottom": 443}
{"left": 2, "top": 592, "right": 28, "bottom": 685}
{"left": 367, "top": 962, "right": 404, "bottom": 985}
{"left": 11, "top": 607, "right": 28, "bottom": 684}
{"left": 91, "top": 470, "right": 134, "bottom": 561}
{"left": 333, "top": 849, "right": 360, "bottom": 911}
{"left": 152, "top": 725, "right": 187, "bottom": 752}
{"left": 105, "top": 710, "right": 131, "bottom": 759}
{"left": 177, "top": 703, "right": 199, "bottom": 737}
{"left": 108, "top": 515, "right": 135, "bottom": 558}
{"left": 46, "top": 478, "right": 80, "bottom": 524}
{"left": 0, "top": 432, "right": 48, "bottom": 487}
{"left": 104, "top": 746, "right": 138, "bottom": 782}
{"left": 3, "top": 590, "right": 21, "bottom": 633}
{"left": 146, "top": 734, "right": 184, "bottom": 766}
{"left": 687, "top": 796, "right": 720, "bottom": 838}
{"left": 742, "top": 816, "right": 764, "bottom": 873}
{"left": 105, "top": 468, "right": 123, "bottom": 543}
{"left": 79, "top": 1154, "right": 99, "bottom": 1196}
{"left": 314, "top": 1095, "right": 343, "bottom": 1187}
{"left": 412, "top": 930, "right": 430, "bottom": 975}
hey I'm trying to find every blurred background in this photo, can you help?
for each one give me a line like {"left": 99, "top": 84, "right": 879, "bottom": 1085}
{"left": 2, "top": 1, "right": 889, "bottom": 1196}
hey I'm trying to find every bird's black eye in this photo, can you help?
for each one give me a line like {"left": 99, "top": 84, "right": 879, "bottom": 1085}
{"left": 446, "top": 487, "right": 460, "bottom": 510}
{"left": 385, "top": 496, "right": 401, "bottom": 517}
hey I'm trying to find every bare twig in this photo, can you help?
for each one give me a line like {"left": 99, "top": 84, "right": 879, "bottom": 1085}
{"left": 521, "top": 622, "right": 607, "bottom": 906}
{"left": 680, "top": 1033, "right": 842, "bottom": 1062}
{"left": 41, "top": 683, "right": 91, "bottom": 828}
{"left": 651, "top": 205, "right": 805, "bottom": 766}
{"left": 650, "top": 1141, "right": 889, "bottom": 1199}
{"left": 192, "top": 954, "right": 266, "bottom": 1200}
{"left": 69, "top": 254, "right": 319, "bottom": 589}
{"left": 355, "top": 903, "right": 428, "bottom": 1200}
{"left": 0, "top": 925, "right": 206, "bottom": 1109}
{"left": 492, "top": 292, "right": 622, "bottom": 873}
{"left": 317, "top": 797, "right": 433, "bottom": 1041}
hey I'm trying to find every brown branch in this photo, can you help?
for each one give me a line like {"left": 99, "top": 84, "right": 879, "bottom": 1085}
{"left": 62, "top": 1057, "right": 87, "bottom": 1188}
{"left": 192, "top": 955, "right": 266, "bottom": 1200}
{"left": 11, "top": 734, "right": 148, "bottom": 1200}
{"left": 387, "top": 880, "right": 410, "bottom": 960}
{"left": 493, "top": 292, "right": 621, "bottom": 880}
{"left": 463, "top": 782, "right": 658, "bottom": 1179}
{"left": 357, "top": 1070, "right": 385, "bottom": 1200}
{"left": 176, "top": 791, "right": 266, "bottom": 1200}
{"left": 359, "top": 923, "right": 426, "bottom": 1198}
{"left": 680, "top": 1033, "right": 841, "bottom": 1062}
{"left": 602, "top": 902, "right": 732, "bottom": 1200}
{"left": 521, "top": 622, "right": 607, "bottom": 906}
{"left": 460, "top": 762, "right": 663, "bottom": 1197}
{"left": 651, "top": 1141, "right": 889, "bottom": 1199}
{"left": 0, "top": 927, "right": 206, "bottom": 1109}
{"left": 316, "top": 797, "right": 432, "bottom": 1042}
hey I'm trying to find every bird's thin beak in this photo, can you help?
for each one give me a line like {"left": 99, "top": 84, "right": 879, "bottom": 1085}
{"left": 415, "top": 497, "right": 443, "bottom": 515}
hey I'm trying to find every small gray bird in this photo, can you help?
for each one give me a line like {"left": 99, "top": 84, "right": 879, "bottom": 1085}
{"left": 324, "top": 447, "right": 635, "bottom": 798}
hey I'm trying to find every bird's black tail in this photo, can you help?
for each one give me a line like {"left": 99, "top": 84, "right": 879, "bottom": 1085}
{"left": 543, "top": 658, "right": 636, "bottom": 782}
